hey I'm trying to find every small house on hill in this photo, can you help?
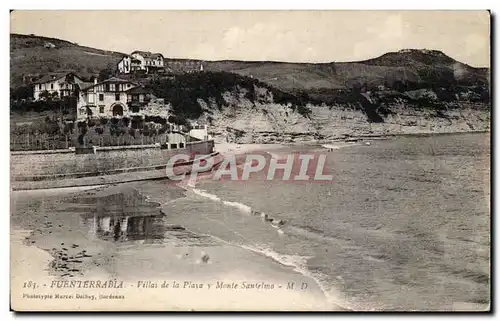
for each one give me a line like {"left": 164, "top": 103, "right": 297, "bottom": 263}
{"left": 117, "top": 51, "right": 165, "bottom": 74}
{"left": 117, "top": 55, "right": 143, "bottom": 74}
{"left": 32, "top": 72, "right": 85, "bottom": 100}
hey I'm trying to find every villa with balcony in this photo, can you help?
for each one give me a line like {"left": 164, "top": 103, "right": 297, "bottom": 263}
{"left": 32, "top": 72, "right": 87, "bottom": 100}
{"left": 76, "top": 77, "right": 154, "bottom": 121}
{"left": 117, "top": 51, "right": 165, "bottom": 74}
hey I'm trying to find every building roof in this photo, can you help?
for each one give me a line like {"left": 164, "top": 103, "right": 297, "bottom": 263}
{"left": 131, "top": 51, "right": 164, "bottom": 60}
{"left": 81, "top": 77, "right": 139, "bottom": 92}
{"left": 79, "top": 82, "right": 95, "bottom": 90}
{"left": 102, "top": 77, "right": 136, "bottom": 84}
{"left": 32, "top": 72, "right": 80, "bottom": 84}
{"left": 119, "top": 55, "right": 142, "bottom": 63}
{"left": 125, "top": 86, "right": 153, "bottom": 94}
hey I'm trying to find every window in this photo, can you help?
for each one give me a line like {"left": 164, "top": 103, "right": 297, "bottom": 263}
{"left": 38, "top": 84, "right": 41, "bottom": 90}
{"left": 99, "top": 94, "right": 104, "bottom": 101}
{"left": 110, "top": 84, "right": 115, "bottom": 91}
{"left": 170, "top": 143, "right": 178, "bottom": 149}
{"left": 105, "top": 83, "right": 110, "bottom": 91}
{"left": 50, "top": 83, "right": 54, "bottom": 90}
{"left": 115, "top": 93, "right": 120, "bottom": 101}
{"left": 179, "top": 143, "right": 185, "bottom": 148}
{"left": 139, "top": 94, "right": 144, "bottom": 102}
{"left": 99, "top": 105, "right": 104, "bottom": 113}
{"left": 131, "top": 106, "right": 140, "bottom": 113}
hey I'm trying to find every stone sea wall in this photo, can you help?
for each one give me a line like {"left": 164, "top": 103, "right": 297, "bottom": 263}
{"left": 11, "top": 140, "right": 215, "bottom": 180}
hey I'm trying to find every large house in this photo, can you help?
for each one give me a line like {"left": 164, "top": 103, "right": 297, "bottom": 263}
{"left": 116, "top": 55, "right": 142, "bottom": 74}
{"left": 32, "top": 72, "right": 87, "bottom": 100}
{"left": 76, "top": 77, "right": 154, "bottom": 121}
{"left": 117, "top": 51, "right": 164, "bottom": 74}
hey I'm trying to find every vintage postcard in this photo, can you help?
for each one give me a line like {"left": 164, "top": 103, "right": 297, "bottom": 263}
{"left": 9, "top": 10, "right": 490, "bottom": 312}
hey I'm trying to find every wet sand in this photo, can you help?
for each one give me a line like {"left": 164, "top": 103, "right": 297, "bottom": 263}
{"left": 10, "top": 182, "right": 341, "bottom": 311}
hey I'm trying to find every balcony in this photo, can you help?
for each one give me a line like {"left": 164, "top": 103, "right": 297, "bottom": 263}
{"left": 126, "top": 100, "right": 148, "bottom": 106}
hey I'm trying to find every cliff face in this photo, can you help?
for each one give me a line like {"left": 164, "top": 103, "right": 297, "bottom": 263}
{"left": 193, "top": 90, "right": 490, "bottom": 144}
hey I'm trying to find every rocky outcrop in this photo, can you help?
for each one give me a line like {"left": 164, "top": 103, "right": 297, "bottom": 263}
{"left": 192, "top": 89, "right": 490, "bottom": 144}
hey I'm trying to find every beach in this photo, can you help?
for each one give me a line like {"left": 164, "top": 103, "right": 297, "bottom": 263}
{"left": 10, "top": 179, "right": 339, "bottom": 311}
{"left": 10, "top": 134, "right": 490, "bottom": 311}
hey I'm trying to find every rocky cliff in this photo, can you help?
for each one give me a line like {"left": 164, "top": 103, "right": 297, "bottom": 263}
{"left": 193, "top": 89, "right": 490, "bottom": 144}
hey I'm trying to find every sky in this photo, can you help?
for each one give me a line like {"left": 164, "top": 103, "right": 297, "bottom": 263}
{"left": 10, "top": 10, "right": 490, "bottom": 67}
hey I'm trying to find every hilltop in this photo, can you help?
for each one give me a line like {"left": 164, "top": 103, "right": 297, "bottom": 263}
{"left": 10, "top": 34, "right": 489, "bottom": 92}
{"left": 10, "top": 33, "right": 124, "bottom": 85}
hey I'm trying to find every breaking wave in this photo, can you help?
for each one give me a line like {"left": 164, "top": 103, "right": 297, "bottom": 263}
{"left": 188, "top": 186, "right": 352, "bottom": 310}
{"left": 191, "top": 188, "right": 221, "bottom": 202}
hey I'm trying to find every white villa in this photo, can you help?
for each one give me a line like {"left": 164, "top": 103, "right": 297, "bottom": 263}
{"left": 32, "top": 72, "right": 87, "bottom": 100}
{"left": 76, "top": 77, "right": 155, "bottom": 121}
{"left": 117, "top": 51, "right": 164, "bottom": 74}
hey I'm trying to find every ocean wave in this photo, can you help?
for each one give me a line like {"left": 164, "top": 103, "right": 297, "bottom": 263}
{"left": 191, "top": 188, "right": 221, "bottom": 202}
{"left": 221, "top": 200, "right": 252, "bottom": 214}
{"left": 187, "top": 187, "right": 353, "bottom": 310}
{"left": 190, "top": 188, "right": 286, "bottom": 230}
{"left": 239, "top": 243, "right": 352, "bottom": 310}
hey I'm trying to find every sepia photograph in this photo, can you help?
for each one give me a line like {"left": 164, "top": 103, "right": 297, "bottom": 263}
{"left": 8, "top": 10, "right": 491, "bottom": 312}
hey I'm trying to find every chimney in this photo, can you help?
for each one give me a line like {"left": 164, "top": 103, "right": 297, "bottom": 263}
{"left": 93, "top": 77, "right": 98, "bottom": 85}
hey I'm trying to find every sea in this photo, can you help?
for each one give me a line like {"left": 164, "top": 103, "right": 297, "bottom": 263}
{"left": 156, "top": 133, "right": 490, "bottom": 311}
{"left": 12, "top": 132, "right": 491, "bottom": 311}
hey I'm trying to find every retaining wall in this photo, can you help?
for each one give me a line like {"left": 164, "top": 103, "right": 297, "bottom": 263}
{"left": 11, "top": 140, "right": 215, "bottom": 179}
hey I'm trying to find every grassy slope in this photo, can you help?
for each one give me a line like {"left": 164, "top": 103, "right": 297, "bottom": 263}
{"left": 203, "top": 51, "right": 489, "bottom": 91}
{"left": 11, "top": 33, "right": 489, "bottom": 93}
{"left": 10, "top": 33, "right": 124, "bottom": 85}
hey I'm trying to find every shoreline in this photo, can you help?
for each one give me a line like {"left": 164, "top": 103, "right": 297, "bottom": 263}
{"left": 131, "top": 181, "right": 350, "bottom": 310}
{"left": 11, "top": 130, "right": 490, "bottom": 192}
{"left": 296, "top": 129, "right": 490, "bottom": 145}
{"left": 179, "top": 185, "right": 353, "bottom": 310}
{"left": 10, "top": 182, "right": 343, "bottom": 311}
{"left": 10, "top": 131, "right": 490, "bottom": 311}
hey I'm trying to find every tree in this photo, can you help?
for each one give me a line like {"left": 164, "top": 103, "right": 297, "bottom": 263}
{"left": 63, "top": 123, "right": 73, "bottom": 148}
{"left": 39, "top": 90, "right": 51, "bottom": 101}
{"left": 99, "top": 117, "right": 108, "bottom": 126}
{"left": 11, "top": 86, "right": 33, "bottom": 101}
{"left": 98, "top": 67, "right": 113, "bottom": 81}
{"left": 121, "top": 117, "right": 131, "bottom": 128}
{"left": 85, "top": 106, "right": 93, "bottom": 123}
{"left": 95, "top": 127, "right": 104, "bottom": 146}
